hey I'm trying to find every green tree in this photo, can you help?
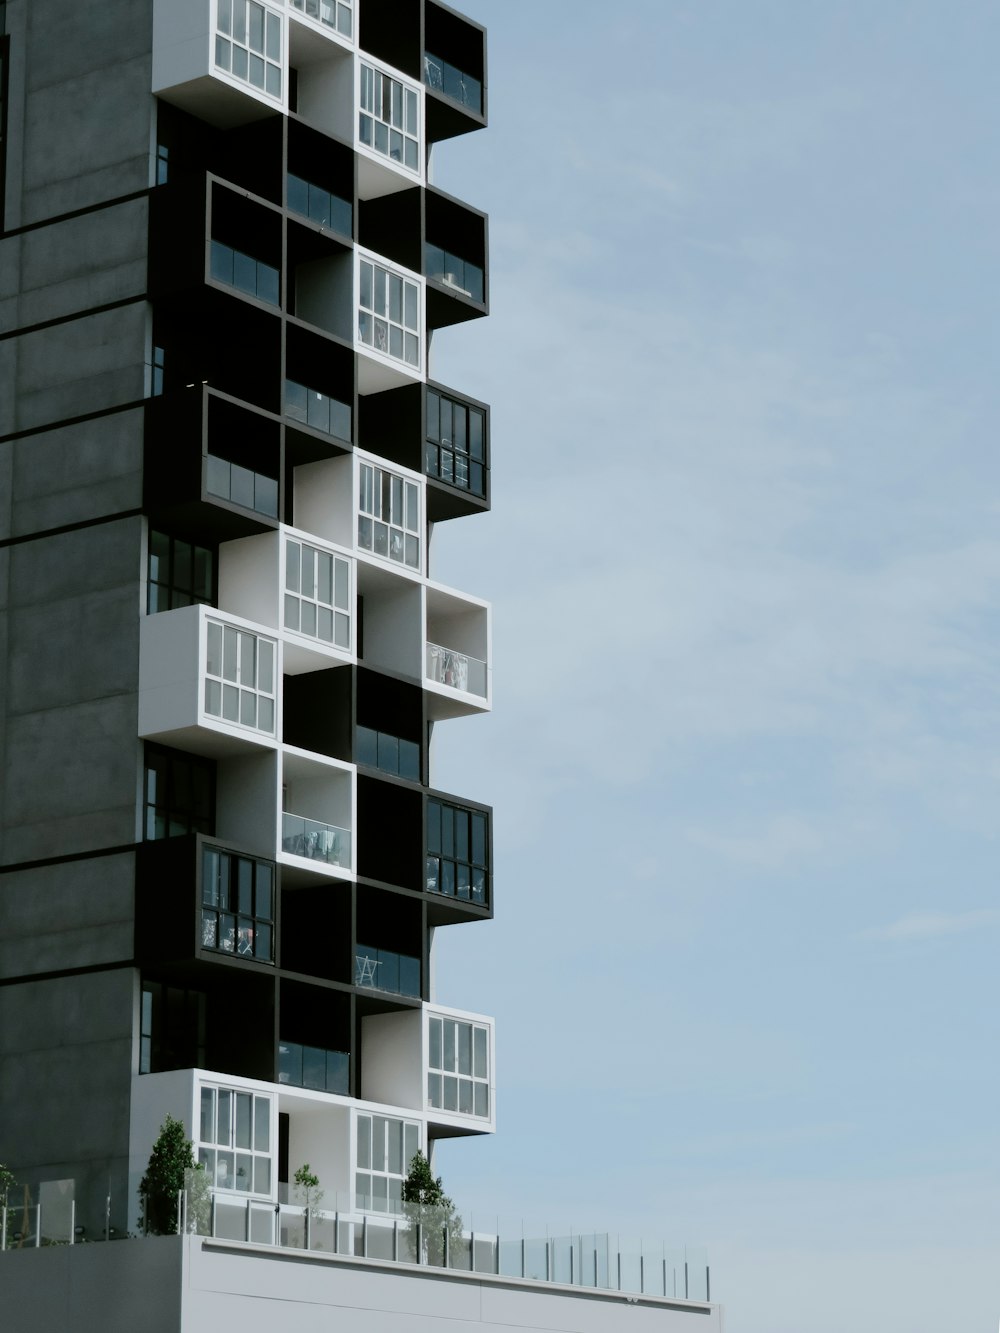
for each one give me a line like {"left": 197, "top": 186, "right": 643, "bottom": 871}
{"left": 139, "top": 1116, "right": 205, "bottom": 1235}
{"left": 401, "top": 1151, "right": 463, "bottom": 1266}
{"left": 1, "top": 1162, "right": 19, "bottom": 1248}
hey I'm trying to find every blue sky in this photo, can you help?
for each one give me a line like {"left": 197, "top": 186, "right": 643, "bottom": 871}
{"left": 422, "top": 4, "right": 1000, "bottom": 1330}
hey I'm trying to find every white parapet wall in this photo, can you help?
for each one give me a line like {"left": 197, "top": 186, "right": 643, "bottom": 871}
{"left": 0, "top": 1237, "right": 724, "bottom": 1333}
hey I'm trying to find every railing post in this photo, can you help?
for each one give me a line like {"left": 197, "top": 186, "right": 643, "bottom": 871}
{"left": 443, "top": 1222, "right": 449, "bottom": 1268}
{"left": 393, "top": 1217, "right": 398, "bottom": 1262}
{"left": 1, "top": 1204, "right": 6, "bottom": 1251}
{"left": 469, "top": 1230, "right": 475, "bottom": 1272}
{"left": 245, "top": 1198, "right": 252, "bottom": 1243}
{"left": 210, "top": 1193, "right": 217, "bottom": 1238}
{"left": 706, "top": 1265, "right": 710, "bottom": 1302}
{"left": 35, "top": 1203, "right": 41, "bottom": 1247}
{"left": 333, "top": 1210, "right": 339, "bottom": 1256}
{"left": 569, "top": 1238, "right": 574, "bottom": 1286}
{"left": 639, "top": 1251, "right": 644, "bottom": 1294}
{"left": 363, "top": 1214, "right": 369, "bottom": 1259}
{"left": 414, "top": 1220, "right": 421, "bottom": 1264}
{"left": 305, "top": 1208, "right": 311, "bottom": 1252}
{"left": 684, "top": 1260, "right": 689, "bottom": 1300}
{"left": 105, "top": 1195, "right": 112, "bottom": 1243}
{"left": 70, "top": 1200, "right": 76, "bottom": 1245}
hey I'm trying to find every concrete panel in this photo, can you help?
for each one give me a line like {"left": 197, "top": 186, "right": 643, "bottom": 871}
{"left": 14, "top": 302, "right": 147, "bottom": 433}
{"left": 11, "top": 409, "right": 144, "bottom": 537}
{"left": 0, "top": 447, "right": 12, "bottom": 540}
{"left": 21, "top": 49, "right": 153, "bottom": 224}
{"left": 0, "top": 850, "right": 135, "bottom": 977}
{"left": 8, "top": 587, "right": 139, "bottom": 712}
{"left": 8, "top": 514, "right": 142, "bottom": 607}
{"left": 0, "top": 342, "right": 17, "bottom": 437}
{"left": 1, "top": 1237, "right": 183, "bottom": 1333}
{"left": 0, "top": 969, "right": 136, "bottom": 1232}
{"left": 1, "top": 693, "right": 139, "bottom": 862}
{"left": 17, "top": 198, "right": 150, "bottom": 327}
{"left": 25, "top": 0, "right": 154, "bottom": 94}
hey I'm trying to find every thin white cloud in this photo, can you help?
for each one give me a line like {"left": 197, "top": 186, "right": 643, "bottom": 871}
{"left": 861, "top": 908, "right": 1000, "bottom": 942}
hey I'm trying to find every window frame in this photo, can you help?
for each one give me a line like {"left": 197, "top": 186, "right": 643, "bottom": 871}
{"left": 203, "top": 618, "right": 277, "bottom": 736}
{"left": 214, "top": 0, "right": 283, "bottom": 101}
{"left": 427, "top": 1014, "right": 490, "bottom": 1119}
{"left": 197, "top": 1083, "right": 275, "bottom": 1197}
{"left": 354, "top": 1112, "right": 421, "bottom": 1215}
{"left": 200, "top": 844, "right": 276, "bottom": 964}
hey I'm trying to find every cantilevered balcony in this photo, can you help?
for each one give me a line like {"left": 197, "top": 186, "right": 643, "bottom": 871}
{"left": 424, "top": 583, "right": 491, "bottom": 719}
{"left": 423, "top": 0, "right": 487, "bottom": 142}
{"left": 279, "top": 746, "right": 355, "bottom": 883}
{"left": 139, "top": 604, "right": 279, "bottom": 757}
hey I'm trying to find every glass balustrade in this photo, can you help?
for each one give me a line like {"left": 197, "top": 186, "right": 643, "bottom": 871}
{"left": 425, "top": 243, "right": 484, "bottom": 303}
{"left": 210, "top": 240, "right": 280, "bottom": 306}
{"left": 281, "top": 812, "right": 351, "bottom": 867}
{"left": 423, "top": 53, "right": 482, "bottom": 114}
{"left": 278, "top": 1041, "right": 349, "bottom": 1094}
{"left": 287, "top": 174, "right": 352, "bottom": 236}
{"left": 356, "top": 725, "right": 420, "bottom": 780}
{"left": 426, "top": 642, "right": 487, "bottom": 697}
{"left": 284, "top": 380, "right": 352, "bottom": 441}
{"left": 354, "top": 944, "right": 420, "bottom": 997}
{"left": 206, "top": 454, "right": 279, "bottom": 519}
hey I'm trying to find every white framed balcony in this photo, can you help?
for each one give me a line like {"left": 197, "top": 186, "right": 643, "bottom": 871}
{"left": 279, "top": 746, "right": 355, "bottom": 883}
{"left": 219, "top": 528, "right": 356, "bottom": 674}
{"left": 356, "top": 248, "right": 424, "bottom": 392}
{"left": 153, "top": 0, "right": 288, "bottom": 127}
{"left": 286, "top": 6, "right": 355, "bottom": 141}
{"left": 356, "top": 53, "right": 425, "bottom": 200}
{"left": 288, "top": 0, "right": 354, "bottom": 44}
{"left": 424, "top": 582, "right": 491, "bottom": 719}
{"left": 139, "top": 602, "right": 280, "bottom": 756}
{"left": 359, "top": 1003, "right": 495, "bottom": 1136}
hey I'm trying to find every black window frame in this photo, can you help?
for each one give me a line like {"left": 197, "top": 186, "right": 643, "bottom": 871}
{"left": 143, "top": 743, "right": 216, "bottom": 841}
{"left": 425, "top": 388, "right": 487, "bottom": 499}
{"left": 147, "top": 528, "right": 217, "bottom": 613}
{"left": 426, "top": 797, "right": 489, "bottom": 905}
{"left": 201, "top": 845, "right": 276, "bottom": 964}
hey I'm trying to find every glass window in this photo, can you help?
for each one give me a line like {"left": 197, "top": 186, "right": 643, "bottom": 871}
{"left": 203, "top": 621, "right": 276, "bottom": 735}
{"left": 284, "top": 538, "right": 351, "bottom": 650}
{"left": 427, "top": 1016, "right": 490, "bottom": 1118}
{"left": 425, "top": 391, "right": 487, "bottom": 499}
{"left": 355, "top": 1113, "right": 420, "bottom": 1214}
{"left": 357, "top": 460, "right": 421, "bottom": 569}
{"left": 144, "top": 744, "right": 216, "bottom": 840}
{"left": 358, "top": 255, "right": 421, "bottom": 369}
{"left": 201, "top": 846, "right": 276, "bottom": 962}
{"left": 147, "top": 530, "right": 215, "bottom": 613}
{"left": 209, "top": 239, "right": 280, "bottom": 308}
{"left": 216, "top": 0, "right": 282, "bottom": 99}
{"left": 197, "top": 1083, "right": 273, "bottom": 1195}
{"left": 426, "top": 799, "right": 489, "bottom": 906}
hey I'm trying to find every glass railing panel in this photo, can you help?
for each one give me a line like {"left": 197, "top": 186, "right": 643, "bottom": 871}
{"left": 210, "top": 240, "right": 280, "bottom": 306}
{"left": 281, "top": 812, "right": 351, "bottom": 867}
{"left": 426, "top": 642, "right": 487, "bottom": 697}
{"left": 287, "top": 173, "right": 352, "bottom": 236}
{"left": 425, "top": 243, "right": 484, "bottom": 303}
{"left": 354, "top": 944, "right": 420, "bottom": 997}
{"left": 355, "top": 725, "right": 420, "bottom": 780}
{"left": 284, "top": 379, "right": 351, "bottom": 440}
{"left": 206, "top": 454, "right": 279, "bottom": 519}
{"left": 423, "top": 53, "right": 482, "bottom": 114}
{"left": 289, "top": 0, "right": 353, "bottom": 37}
{"left": 279, "top": 1040, "right": 350, "bottom": 1094}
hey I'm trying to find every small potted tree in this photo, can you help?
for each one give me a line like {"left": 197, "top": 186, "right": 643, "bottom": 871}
{"left": 139, "top": 1115, "right": 207, "bottom": 1235}
{"left": 402, "top": 1151, "right": 463, "bottom": 1267}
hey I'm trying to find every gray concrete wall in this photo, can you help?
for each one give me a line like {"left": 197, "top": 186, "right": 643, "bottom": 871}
{"left": 1, "top": 516, "right": 142, "bottom": 864}
{"left": 1, "top": 1235, "right": 182, "bottom": 1333}
{"left": 2, "top": 0, "right": 155, "bottom": 229}
{"left": 0, "top": 968, "right": 137, "bottom": 1237}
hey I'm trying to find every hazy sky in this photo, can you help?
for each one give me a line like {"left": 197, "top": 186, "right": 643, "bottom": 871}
{"left": 422, "top": 4, "right": 1000, "bottom": 1330}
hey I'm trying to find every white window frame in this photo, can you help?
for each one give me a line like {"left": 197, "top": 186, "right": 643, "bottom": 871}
{"left": 357, "top": 459, "right": 422, "bottom": 571}
{"left": 289, "top": 0, "right": 353, "bottom": 40}
{"left": 197, "top": 1084, "right": 275, "bottom": 1198}
{"left": 215, "top": 0, "right": 284, "bottom": 101}
{"left": 284, "top": 537, "right": 352, "bottom": 651}
{"left": 427, "top": 1015, "right": 490, "bottom": 1119}
{"left": 204, "top": 619, "right": 277, "bottom": 735}
{"left": 357, "top": 252, "right": 422, "bottom": 372}
{"left": 358, "top": 59, "right": 421, "bottom": 173}
{"left": 355, "top": 1112, "right": 421, "bottom": 1215}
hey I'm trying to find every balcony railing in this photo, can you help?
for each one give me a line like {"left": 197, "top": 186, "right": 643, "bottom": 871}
{"left": 278, "top": 1041, "right": 349, "bottom": 1094}
{"left": 285, "top": 380, "right": 351, "bottom": 441}
{"left": 289, "top": 0, "right": 353, "bottom": 38}
{"left": 423, "top": 53, "right": 482, "bottom": 115}
{"left": 210, "top": 240, "right": 280, "bottom": 306}
{"left": 287, "top": 174, "right": 352, "bottom": 236}
{"left": 426, "top": 643, "right": 487, "bottom": 697}
{"left": 206, "top": 455, "right": 279, "bottom": 518}
{"left": 356, "top": 725, "right": 420, "bottom": 781}
{"left": 354, "top": 944, "right": 420, "bottom": 997}
{"left": 425, "top": 244, "right": 484, "bottom": 303}
{"left": 282, "top": 813, "right": 351, "bottom": 868}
